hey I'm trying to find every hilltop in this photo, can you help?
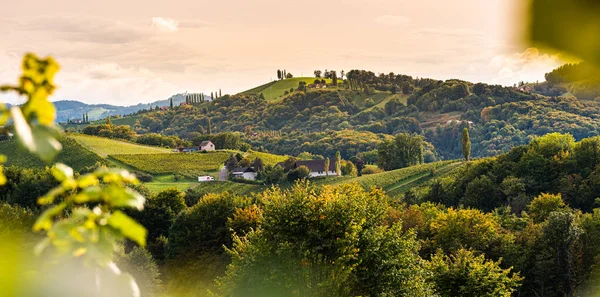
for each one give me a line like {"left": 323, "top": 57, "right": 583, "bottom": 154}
{"left": 240, "top": 77, "right": 335, "bottom": 101}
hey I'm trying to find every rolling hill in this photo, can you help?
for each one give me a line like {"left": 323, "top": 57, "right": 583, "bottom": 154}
{"left": 0, "top": 137, "right": 105, "bottom": 172}
{"left": 240, "top": 77, "right": 336, "bottom": 101}
{"left": 70, "top": 134, "right": 172, "bottom": 157}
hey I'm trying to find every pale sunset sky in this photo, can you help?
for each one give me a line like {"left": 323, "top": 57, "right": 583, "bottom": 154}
{"left": 0, "top": 0, "right": 565, "bottom": 105}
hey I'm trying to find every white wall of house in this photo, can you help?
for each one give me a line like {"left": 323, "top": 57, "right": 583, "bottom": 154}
{"left": 234, "top": 172, "right": 257, "bottom": 180}
{"left": 309, "top": 170, "right": 338, "bottom": 177}
{"left": 201, "top": 143, "right": 215, "bottom": 151}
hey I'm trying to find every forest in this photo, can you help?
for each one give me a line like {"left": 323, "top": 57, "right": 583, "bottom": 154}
{"left": 83, "top": 62, "right": 600, "bottom": 161}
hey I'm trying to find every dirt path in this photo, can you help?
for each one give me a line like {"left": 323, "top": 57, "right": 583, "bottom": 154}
{"left": 218, "top": 167, "right": 227, "bottom": 181}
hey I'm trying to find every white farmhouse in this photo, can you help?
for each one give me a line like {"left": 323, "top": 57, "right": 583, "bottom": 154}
{"left": 232, "top": 167, "right": 257, "bottom": 180}
{"left": 200, "top": 140, "right": 215, "bottom": 151}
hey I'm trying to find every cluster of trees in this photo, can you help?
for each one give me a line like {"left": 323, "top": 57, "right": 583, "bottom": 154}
{"left": 377, "top": 133, "right": 424, "bottom": 170}
{"left": 545, "top": 62, "right": 600, "bottom": 85}
{"left": 82, "top": 121, "right": 137, "bottom": 141}
{"left": 276, "top": 69, "right": 292, "bottom": 80}
{"left": 82, "top": 119, "right": 189, "bottom": 148}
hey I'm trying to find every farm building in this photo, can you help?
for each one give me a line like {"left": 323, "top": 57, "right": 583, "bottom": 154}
{"left": 200, "top": 140, "right": 215, "bottom": 151}
{"left": 276, "top": 159, "right": 338, "bottom": 177}
{"left": 232, "top": 167, "right": 257, "bottom": 180}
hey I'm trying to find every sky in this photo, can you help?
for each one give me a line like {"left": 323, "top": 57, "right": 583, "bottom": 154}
{"left": 0, "top": 0, "right": 566, "bottom": 105}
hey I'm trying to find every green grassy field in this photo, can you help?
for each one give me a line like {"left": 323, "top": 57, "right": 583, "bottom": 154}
{"left": 240, "top": 77, "right": 336, "bottom": 101}
{"left": 70, "top": 134, "right": 172, "bottom": 157}
{"left": 0, "top": 137, "right": 105, "bottom": 172}
{"left": 142, "top": 175, "right": 201, "bottom": 193}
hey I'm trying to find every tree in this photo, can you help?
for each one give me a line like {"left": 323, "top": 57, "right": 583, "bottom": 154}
{"left": 225, "top": 154, "right": 239, "bottom": 171}
{"left": 314, "top": 70, "right": 322, "bottom": 78}
{"left": 349, "top": 156, "right": 366, "bottom": 176}
{"left": 335, "top": 151, "right": 342, "bottom": 176}
{"left": 377, "top": 133, "right": 424, "bottom": 170}
{"left": 298, "top": 81, "right": 307, "bottom": 92}
{"left": 462, "top": 127, "right": 471, "bottom": 161}
{"left": 253, "top": 157, "right": 265, "bottom": 172}
{"left": 325, "top": 157, "right": 330, "bottom": 176}
{"left": 206, "top": 117, "right": 212, "bottom": 135}
{"left": 341, "top": 160, "right": 357, "bottom": 176}
{"left": 287, "top": 165, "right": 310, "bottom": 181}
{"left": 286, "top": 72, "right": 293, "bottom": 79}
{"left": 277, "top": 69, "right": 282, "bottom": 80}
{"left": 426, "top": 249, "right": 522, "bottom": 297}
{"left": 170, "top": 97, "right": 174, "bottom": 109}
{"left": 528, "top": 193, "right": 566, "bottom": 223}
{"left": 217, "top": 183, "right": 431, "bottom": 297}
{"left": 219, "top": 89, "right": 222, "bottom": 98}
{"left": 106, "top": 116, "right": 112, "bottom": 125}
{"left": 332, "top": 71, "right": 338, "bottom": 86}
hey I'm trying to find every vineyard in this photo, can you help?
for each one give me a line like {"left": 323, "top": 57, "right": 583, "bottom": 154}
{"left": 0, "top": 137, "right": 105, "bottom": 172}
{"left": 110, "top": 152, "right": 230, "bottom": 176}
{"left": 311, "top": 161, "right": 459, "bottom": 190}
{"left": 70, "top": 134, "right": 172, "bottom": 157}
{"left": 246, "top": 151, "right": 288, "bottom": 165}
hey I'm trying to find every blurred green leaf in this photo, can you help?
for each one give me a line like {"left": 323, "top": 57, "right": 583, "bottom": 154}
{"left": 51, "top": 163, "right": 74, "bottom": 182}
{"left": 530, "top": 0, "right": 600, "bottom": 65}
{"left": 33, "top": 204, "right": 66, "bottom": 232}
{"left": 11, "top": 107, "right": 62, "bottom": 162}
{"left": 104, "top": 186, "right": 145, "bottom": 210}
{"left": 107, "top": 211, "right": 147, "bottom": 247}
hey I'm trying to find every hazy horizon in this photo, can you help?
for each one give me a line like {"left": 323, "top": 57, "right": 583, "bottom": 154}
{"left": 0, "top": 0, "right": 567, "bottom": 105}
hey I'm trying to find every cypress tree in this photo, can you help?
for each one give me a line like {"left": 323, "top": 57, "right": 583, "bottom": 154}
{"left": 219, "top": 89, "right": 222, "bottom": 97}
{"left": 82, "top": 113, "right": 85, "bottom": 122}
{"left": 206, "top": 118, "right": 212, "bottom": 135}
{"left": 85, "top": 113, "right": 89, "bottom": 122}
{"left": 277, "top": 69, "right": 282, "bottom": 80}
{"left": 170, "top": 97, "right": 174, "bottom": 109}
{"left": 462, "top": 127, "right": 471, "bottom": 161}
{"left": 211, "top": 92, "right": 213, "bottom": 100}
{"left": 325, "top": 157, "right": 330, "bottom": 176}
{"left": 335, "top": 151, "right": 342, "bottom": 176}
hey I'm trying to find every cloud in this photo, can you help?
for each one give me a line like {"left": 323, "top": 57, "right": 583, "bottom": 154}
{"left": 152, "top": 17, "right": 179, "bottom": 32}
{"left": 19, "top": 16, "right": 149, "bottom": 44}
{"left": 418, "top": 28, "right": 484, "bottom": 38}
{"left": 373, "top": 15, "right": 410, "bottom": 26}
{"left": 489, "top": 48, "right": 564, "bottom": 85}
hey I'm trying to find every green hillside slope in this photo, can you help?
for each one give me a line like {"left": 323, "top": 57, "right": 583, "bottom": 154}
{"left": 70, "top": 134, "right": 172, "bottom": 157}
{"left": 0, "top": 138, "right": 105, "bottom": 172}
{"left": 240, "top": 77, "right": 335, "bottom": 101}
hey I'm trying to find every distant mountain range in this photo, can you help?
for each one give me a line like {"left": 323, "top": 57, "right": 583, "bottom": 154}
{"left": 4, "top": 94, "right": 214, "bottom": 123}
